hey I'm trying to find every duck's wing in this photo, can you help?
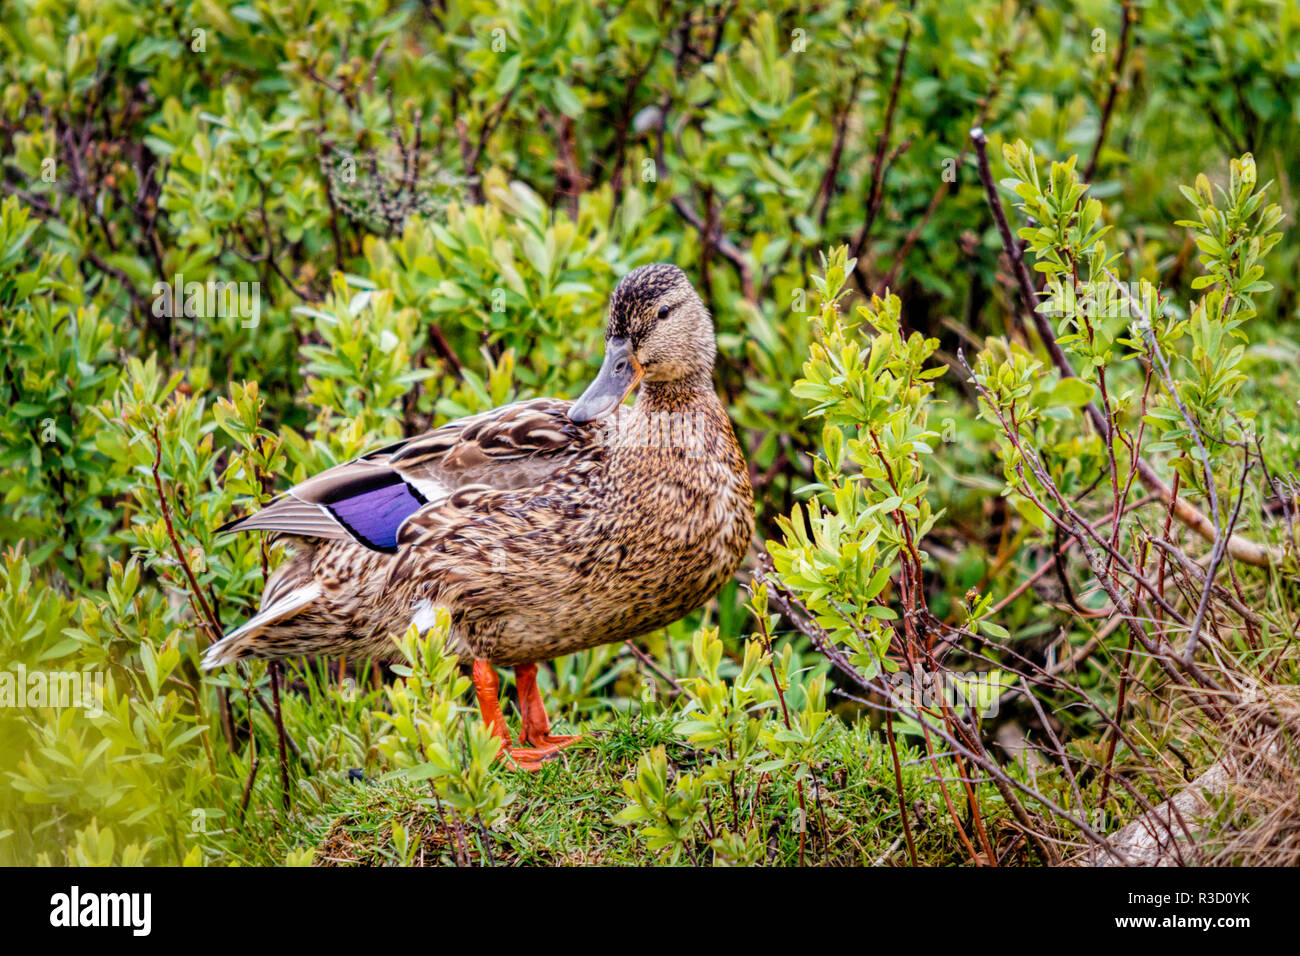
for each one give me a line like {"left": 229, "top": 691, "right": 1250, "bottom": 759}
{"left": 218, "top": 398, "right": 603, "bottom": 552}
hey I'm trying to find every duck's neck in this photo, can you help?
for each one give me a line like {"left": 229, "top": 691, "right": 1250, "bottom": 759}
{"left": 636, "top": 369, "right": 718, "bottom": 413}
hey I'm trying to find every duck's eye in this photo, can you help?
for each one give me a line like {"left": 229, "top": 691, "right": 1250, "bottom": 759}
{"left": 656, "top": 305, "right": 671, "bottom": 320}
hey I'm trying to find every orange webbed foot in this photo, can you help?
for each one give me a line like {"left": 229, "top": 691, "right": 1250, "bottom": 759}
{"left": 514, "top": 662, "right": 581, "bottom": 754}
{"left": 520, "top": 732, "right": 581, "bottom": 750}
{"left": 473, "top": 659, "right": 580, "bottom": 771}
{"left": 500, "top": 744, "right": 565, "bottom": 772}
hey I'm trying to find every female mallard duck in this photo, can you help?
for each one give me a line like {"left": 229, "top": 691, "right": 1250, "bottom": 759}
{"left": 204, "top": 264, "right": 755, "bottom": 769}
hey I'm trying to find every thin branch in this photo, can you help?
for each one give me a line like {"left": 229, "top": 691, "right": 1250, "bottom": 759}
{"left": 269, "top": 660, "right": 292, "bottom": 811}
{"left": 150, "top": 427, "right": 223, "bottom": 644}
{"left": 1084, "top": 0, "right": 1136, "bottom": 182}
{"left": 670, "top": 194, "right": 756, "bottom": 302}
{"left": 850, "top": 5, "right": 914, "bottom": 289}
{"left": 811, "top": 73, "right": 863, "bottom": 229}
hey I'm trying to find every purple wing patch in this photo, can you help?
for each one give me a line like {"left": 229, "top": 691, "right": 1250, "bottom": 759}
{"left": 322, "top": 474, "right": 427, "bottom": 552}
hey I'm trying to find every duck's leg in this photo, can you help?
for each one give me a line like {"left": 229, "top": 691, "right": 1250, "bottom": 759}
{"left": 470, "top": 659, "right": 559, "bottom": 772}
{"left": 515, "top": 662, "right": 581, "bottom": 750}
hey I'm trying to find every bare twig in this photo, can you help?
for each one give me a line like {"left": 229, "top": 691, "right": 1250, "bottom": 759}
{"left": 150, "top": 428, "right": 223, "bottom": 644}
{"left": 851, "top": 5, "right": 914, "bottom": 289}
{"left": 670, "top": 194, "right": 756, "bottom": 302}
{"left": 884, "top": 708, "right": 918, "bottom": 866}
{"left": 811, "top": 73, "right": 864, "bottom": 229}
{"left": 1084, "top": 0, "right": 1136, "bottom": 182}
{"left": 269, "top": 660, "right": 292, "bottom": 811}
{"left": 622, "top": 639, "right": 681, "bottom": 694}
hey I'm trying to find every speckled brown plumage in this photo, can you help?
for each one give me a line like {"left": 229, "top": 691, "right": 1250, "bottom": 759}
{"left": 204, "top": 264, "right": 755, "bottom": 673}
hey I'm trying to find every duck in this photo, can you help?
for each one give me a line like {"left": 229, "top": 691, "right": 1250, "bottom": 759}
{"left": 203, "top": 264, "right": 755, "bottom": 770}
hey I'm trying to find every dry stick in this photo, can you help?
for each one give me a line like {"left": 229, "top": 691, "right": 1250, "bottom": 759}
{"left": 879, "top": 21, "right": 1024, "bottom": 292}
{"left": 771, "top": 566, "right": 1142, "bottom": 860}
{"left": 1020, "top": 677, "right": 1087, "bottom": 817}
{"left": 1112, "top": 272, "right": 1263, "bottom": 668}
{"left": 936, "top": 694, "right": 997, "bottom": 864}
{"left": 150, "top": 428, "right": 223, "bottom": 644}
{"left": 883, "top": 708, "right": 919, "bottom": 866}
{"left": 1155, "top": 470, "right": 1181, "bottom": 618}
{"left": 811, "top": 72, "right": 864, "bottom": 229}
{"left": 917, "top": 690, "right": 982, "bottom": 865}
{"left": 954, "top": 698, "right": 1064, "bottom": 863}
{"left": 955, "top": 751, "right": 997, "bottom": 862}
{"left": 977, "top": 616, "right": 1170, "bottom": 780}
{"left": 670, "top": 195, "right": 756, "bottom": 302}
{"left": 851, "top": 4, "right": 914, "bottom": 290}
{"left": 956, "top": 700, "right": 1122, "bottom": 860}
{"left": 1083, "top": 0, "right": 1136, "bottom": 183}
{"left": 935, "top": 610, "right": 1194, "bottom": 824}
{"left": 1134, "top": 297, "right": 1233, "bottom": 666}
{"left": 876, "top": 440, "right": 981, "bottom": 864}
{"left": 885, "top": 542, "right": 982, "bottom": 865}
{"left": 975, "top": 377, "right": 1219, "bottom": 697}
{"left": 1148, "top": 538, "right": 1262, "bottom": 626}
{"left": 968, "top": 128, "right": 1280, "bottom": 569}
{"left": 808, "top": 590, "right": 1079, "bottom": 862}
{"left": 967, "top": 637, "right": 1196, "bottom": 857}
{"left": 1183, "top": 473, "right": 1250, "bottom": 665}
{"left": 1098, "top": 620, "right": 1136, "bottom": 811}
{"left": 891, "top": 690, "right": 1068, "bottom": 863}
{"left": 872, "top": 834, "right": 905, "bottom": 866}
{"left": 991, "top": 419, "right": 1193, "bottom": 629}
{"left": 991, "top": 494, "right": 1158, "bottom": 614}
{"left": 268, "top": 661, "right": 292, "bottom": 811}
{"left": 964, "top": 360, "right": 1232, "bottom": 726}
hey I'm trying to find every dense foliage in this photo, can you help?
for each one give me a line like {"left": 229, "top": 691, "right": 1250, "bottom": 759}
{"left": 2, "top": 0, "right": 1298, "bottom": 865}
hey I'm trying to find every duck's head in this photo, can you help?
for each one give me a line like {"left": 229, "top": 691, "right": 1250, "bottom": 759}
{"left": 569, "top": 264, "right": 713, "bottom": 423}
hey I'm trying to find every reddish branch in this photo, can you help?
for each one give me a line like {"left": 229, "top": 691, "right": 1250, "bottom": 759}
{"left": 269, "top": 661, "right": 292, "bottom": 810}
{"left": 883, "top": 709, "right": 918, "bottom": 866}
{"left": 670, "top": 194, "right": 756, "bottom": 302}
{"left": 1084, "top": 0, "right": 1136, "bottom": 183}
{"left": 150, "top": 427, "right": 223, "bottom": 644}
{"left": 459, "top": 86, "right": 518, "bottom": 203}
{"left": 880, "top": 28, "right": 1022, "bottom": 293}
{"left": 850, "top": 7, "right": 914, "bottom": 290}
{"left": 811, "top": 73, "right": 863, "bottom": 229}
{"left": 607, "top": 52, "right": 657, "bottom": 201}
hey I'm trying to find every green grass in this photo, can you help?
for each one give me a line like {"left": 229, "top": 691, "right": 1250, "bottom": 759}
{"left": 215, "top": 687, "right": 1017, "bottom": 867}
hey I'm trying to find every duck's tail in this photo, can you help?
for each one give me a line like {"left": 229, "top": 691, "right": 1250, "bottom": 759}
{"left": 201, "top": 546, "right": 321, "bottom": 669}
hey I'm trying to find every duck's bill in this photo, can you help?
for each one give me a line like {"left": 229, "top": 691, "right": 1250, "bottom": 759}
{"left": 569, "top": 337, "right": 643, "bottom": 423}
